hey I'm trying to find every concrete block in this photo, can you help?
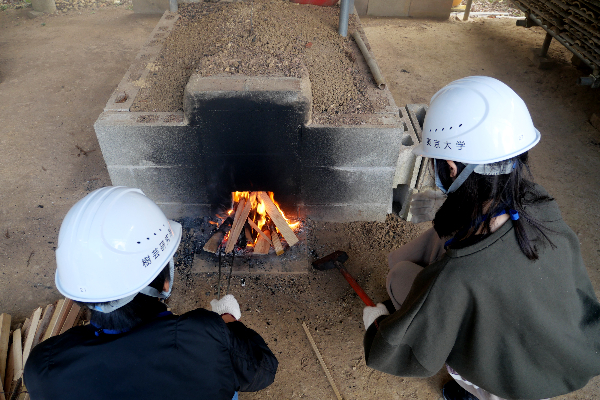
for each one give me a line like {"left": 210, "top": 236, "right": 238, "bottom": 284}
{"left": 156, "top": 203, "right": 212, "bottom": 221}
{"left": 107, "top": 165, "right": 207, "bottom": 204}
{"left": 301, "top": 203, "right": 391, "bottom": 222}
{"left": 409, "top": 0, "right": 453, "bottom": 19}
{"left": 197, "top": 110, "right": 302, "bottom": 155}
{"left": 94, "top": 113, "right": 199, "bottom": 167}
{"left": 301, "top": 166, "right": 395, "bottom": 205}
{"left": 367, "top": 0, "right": 410, "bottom": 17}
{"left": 133, "top": 0, "right": 169, "bottom": 13}
{"left": 184, "top": 74, "right": 312, "bottom": 126}
{"left": 31, "top": 0, "right": 56, "bottom": 13}
{"left": 301, "top": 125, "right": 404, "bottom": 168}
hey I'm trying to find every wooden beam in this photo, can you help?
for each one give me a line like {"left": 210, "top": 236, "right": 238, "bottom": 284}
{"left": 0, "top": 313, "right": 11, "bottom": 385}
{"left": 246, "top": 217, "right": 273, "bottom": 246}
{"left": 21, "top": 308, "right": 42, "bottom": 366}
{"left": 257, "top": 192, "right": 299, "bottom": 247}
{"left": 225, "top": 194, "right": 255, "bottom": 254}
{"left": 253, "top": 229, "right": 271, "bottom": 255}
{"left": 59, "top": 303, "right": 81, "bottom": 335}
{"left": 31, "top": 304, "right": 54, "bottom": 349}
{"left": 42, "top": 299, "right": 64, "bottom": 342}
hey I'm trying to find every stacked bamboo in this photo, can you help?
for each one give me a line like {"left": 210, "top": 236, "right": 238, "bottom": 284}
{"left": 512, "top": 0, "right": 600, "bottom": 70}
{"left": 1, "top": 299, "right": 84, "bottom": 400}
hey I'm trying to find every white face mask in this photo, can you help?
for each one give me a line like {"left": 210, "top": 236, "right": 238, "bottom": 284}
{"left": 140, "top": 258, "right": 175, "bottom": 299}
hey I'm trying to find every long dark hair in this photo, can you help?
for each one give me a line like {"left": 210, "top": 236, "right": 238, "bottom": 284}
{"left": 433, "top": 152, "right": 554, "bottom": 260}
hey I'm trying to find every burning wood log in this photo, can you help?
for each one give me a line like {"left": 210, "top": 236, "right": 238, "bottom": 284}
{"left": 246, "top": 217, "right": 273, "bottom": 246}
{"left": 269, "top": 222, "right": 285, "bottom": 256}
{"left": 257, "top": 192, "right": 299, "bottom": 247}
{"left": 244, "top": 224, "right": 253, "bottom": 244}
{"left": 225, "top": 193, "right": 255, "bottom": 254}
{"left": 253, "top": 229, "right": 272, "bottom": 255}
{"left": 203, "top": 217, "right": 233, "bottom": 254}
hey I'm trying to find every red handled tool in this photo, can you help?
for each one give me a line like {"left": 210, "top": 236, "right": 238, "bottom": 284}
{"left": 312, "top": 250, "right": 375, "bottom": 307}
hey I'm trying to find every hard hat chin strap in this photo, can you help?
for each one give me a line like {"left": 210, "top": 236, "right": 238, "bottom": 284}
{"left": 139, "top": 258, "right": 175, "bottom": 299}
{"left": 445, "top": 164, "right": 477, "bottom": 194}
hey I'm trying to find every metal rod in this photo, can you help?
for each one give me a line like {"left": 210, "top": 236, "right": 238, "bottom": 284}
{"left": 226, "top": 253, "right": 234, "bottom": 295}
{"left": 540, "top": 32, "right": 553, "bottom": 57}
{"left": 217, "top": 250, "right": 222, "bottom": 299}
{"left": 463, "top": 0, "right": 473, "bottom": 21}
{"left": 339, "top": 0, "right": 350, "bottom": 37}
{"left": 352, "top": 31, "right": 386, "bottom": 89}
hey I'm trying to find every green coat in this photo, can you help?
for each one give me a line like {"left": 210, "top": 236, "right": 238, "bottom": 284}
{"left": 364, "top": 195, "right": 600, "bottom": 399}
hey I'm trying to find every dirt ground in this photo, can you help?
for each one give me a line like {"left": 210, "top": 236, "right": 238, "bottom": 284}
{"left": 1, "top": 3, "right": 600, "bottom": 400}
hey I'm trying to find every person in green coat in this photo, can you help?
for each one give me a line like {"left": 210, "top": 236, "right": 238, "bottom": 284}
{"left": 362, "top": 76, "right": 600, "bottom": 400}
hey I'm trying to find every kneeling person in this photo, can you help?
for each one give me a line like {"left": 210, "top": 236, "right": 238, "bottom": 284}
{"left": 24, "top": 187, "right": 278, "bottom": 400}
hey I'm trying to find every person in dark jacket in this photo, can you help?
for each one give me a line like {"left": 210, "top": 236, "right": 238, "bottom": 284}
{"left": 23, "top": 186, "right": 277, "bottom": 400}
{"left": 362, "top": 77, "right": 600, "bottom": 400}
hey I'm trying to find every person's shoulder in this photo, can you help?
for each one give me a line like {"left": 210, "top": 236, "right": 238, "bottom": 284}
{"left": 174, "top": 308, "right": 225, "bottom": 330}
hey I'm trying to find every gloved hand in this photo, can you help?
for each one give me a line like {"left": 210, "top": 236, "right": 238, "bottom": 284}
{"left": 210, "top": 294, "right": 241, "bottom": 320}
{"left": 409, "top": 189, "right": 446, "bottom": 224}
{"left": 363, "top": 303, "right": 390, "bottom": 330}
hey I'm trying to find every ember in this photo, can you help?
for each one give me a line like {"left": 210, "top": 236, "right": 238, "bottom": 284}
{"left": 203, "top": 191, "right": 300, "bottom": 256}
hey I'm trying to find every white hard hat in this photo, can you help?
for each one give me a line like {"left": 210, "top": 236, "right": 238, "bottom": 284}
{"left": 413, "top": 76, "right": 540, "bottom": 164}
{"left": 55, "top": 186, "right": 182, "bottom": 303}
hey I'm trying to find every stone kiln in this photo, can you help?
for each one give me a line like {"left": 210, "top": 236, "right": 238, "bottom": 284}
{"left": 94, "top": 11, "right": 419, "bottom": 231}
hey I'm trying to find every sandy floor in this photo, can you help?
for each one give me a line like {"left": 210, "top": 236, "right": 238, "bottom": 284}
{"left": 1, "top": 4, "right": 599, "bottom": 399}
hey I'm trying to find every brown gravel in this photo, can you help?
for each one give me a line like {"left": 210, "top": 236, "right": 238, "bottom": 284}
{"left": 131, "top": 1, "right": 380, "bottom": 123}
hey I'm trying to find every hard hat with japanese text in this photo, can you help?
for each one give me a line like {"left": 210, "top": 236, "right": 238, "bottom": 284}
{"left": 55, "top": 186, "right": 182, "bottom": 303}
{"left": 413, "top": 76, "right": 540, "bottom": 164}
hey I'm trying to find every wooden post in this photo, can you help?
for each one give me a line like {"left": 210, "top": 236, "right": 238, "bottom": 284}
{"left": 0, "top": 314, "right": 11, "bottom": 385}
{"left": 257, "top": 192, "right": 299, "bottom": 247}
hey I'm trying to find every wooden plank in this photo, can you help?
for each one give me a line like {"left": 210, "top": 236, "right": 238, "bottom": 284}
{"left": 257, "top": 192, "right": 299, "bottom": 247}
{"left": 53, "top": 299, "right": 73, "bottom": 337}
{"left": 202, "top": 217, "right": 233, "bottom": 254}
{"left": 42, "top": 299, "right": 64, "bottom": 342}
{"left": 59, "top": 303, "right": 81, "bottom": 335}
{"left": 225, "top": 193, "right": 255, "bottom": 254}
{"left": 270, "top": 226, "right": 285, "bottom": 256}
{"left": 253, "top": 229, "right": 271, "bottom": 255}
{"left": 31, "top": 304, "right": 54, "bottom": 349}
{"left": 246, "top": 217, "right": 273, "bottom": 246}
{"left": 4, "top": 329, "right": 22, "bottom": 394}
{"left": 19, "top": 320, "right": 30, "bottom": 349}
{"left": 0, "top": 313, "right": 11, "bottom": 385}
{"left": 21, "top": 308, "right": 41, "bottom": 367}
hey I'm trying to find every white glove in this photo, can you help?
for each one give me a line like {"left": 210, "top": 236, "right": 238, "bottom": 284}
{"left": 409, "top": 190, "right": 446, "bottom": 224}
{"left": 210, "top": 294, "right": 241, "bottom": 320}
{"left": 363, "top": 303, "right": 390, "bottom": 330}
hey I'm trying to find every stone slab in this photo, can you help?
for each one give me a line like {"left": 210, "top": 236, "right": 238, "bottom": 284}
{"left": 133, "top": 0, "right": 169, "bottom": 13}
{"left": 300, "top": 203, "right": 391, "bottom": 222}
{"left": 409, "top": 0, "right": 453, "bottom": 18}
{"left": 193, "top": 230, "right": 309, "bottom": 274}
{"left": 301, "top": 125, "right": 404, "bottom": 168}
{"left": 301, "top": 166, "right": 395, "bottom": 205}
{"left": 367, "top": 0, "right": 410, "bottom": 17}
{"left": 184, "top": 74, "right": 312, "bottom": 126}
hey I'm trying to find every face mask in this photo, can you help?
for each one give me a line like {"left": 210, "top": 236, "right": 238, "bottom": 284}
{"left": 140, "top": 258, "right": 175, "bottom": 299}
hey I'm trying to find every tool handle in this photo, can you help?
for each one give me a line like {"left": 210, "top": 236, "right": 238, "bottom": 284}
{"left": 338, "top": 266, "right": 376, "bottom": 307}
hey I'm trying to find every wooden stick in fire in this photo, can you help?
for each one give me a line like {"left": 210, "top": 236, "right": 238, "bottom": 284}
{"left": 246, "top": 217, "right": 273, "bottom": 246}
{"left": 268, "top": 220, "right": 285, "bottom": 256}
{"left": 257, "top": 192, "right": 299, "bottom": 247}
{"left": 225, "top": 193, "right": 255, "bottom": 254}
{"left": 203, "top": 217, "right": 233, "bottom": 254}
